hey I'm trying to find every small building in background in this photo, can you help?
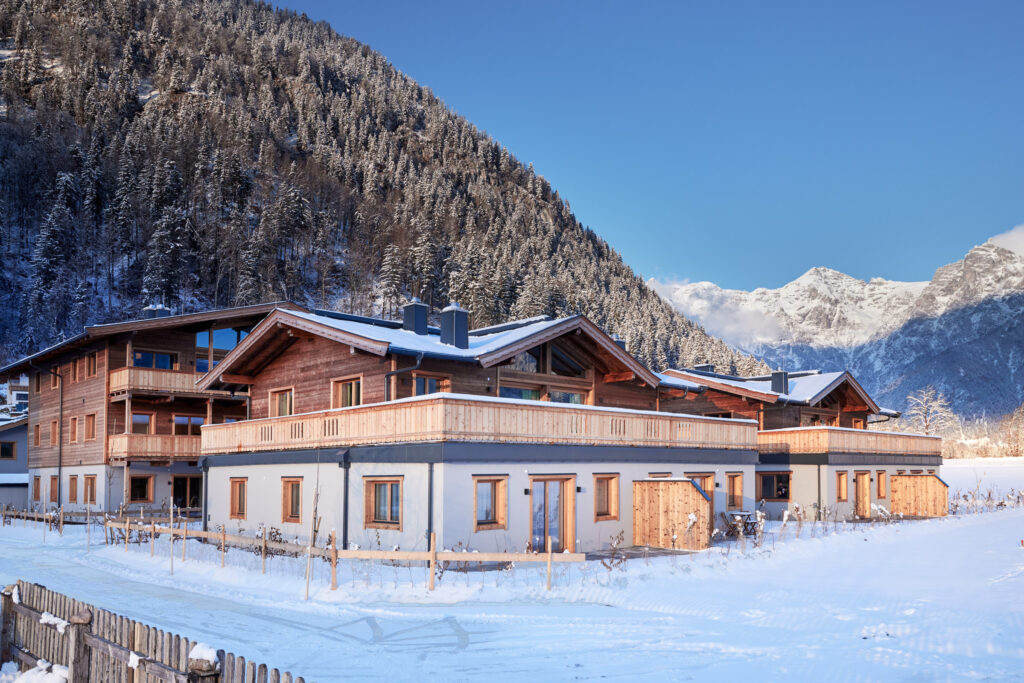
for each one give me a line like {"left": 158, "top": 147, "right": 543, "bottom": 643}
{"left": 0, "top": 416, "right": 28, "bottom": 509}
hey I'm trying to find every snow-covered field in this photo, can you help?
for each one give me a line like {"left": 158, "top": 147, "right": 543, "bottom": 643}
{"left": 2, "top": 458, "right": 1024, "bottom": 681}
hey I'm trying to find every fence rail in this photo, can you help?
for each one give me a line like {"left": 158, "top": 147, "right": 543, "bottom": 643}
{"left": 756, "top": 427, "right": 942, "bottom": 456}
{"left": 108, "top": 433, "right": 202, "bottom": 461}
{"left": 202, "top": 393, "right": 757, "bottom": 455}
{"left": 1, "top": 580, "right": 309, "bottom": 682}
{"left": 108, "top": 366, "right": 236, "bottom": 397}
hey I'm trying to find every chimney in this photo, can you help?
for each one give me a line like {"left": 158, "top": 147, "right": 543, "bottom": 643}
{"left": 402, "top": 298, "right": 429, "bottom": 335}
{"left": 142, "top": 303, "right": 171, "bottom": 319}
{"left": 771, "top": 370, "right": 789, "bottom": 395}
{"left": 440, "top": 303, "right": 469, "bottom": 349}
{"left": 693, "top": 364, "right": 715, "bottom": 374}
{"left": 611, "top": 333, "right": 627, "bottom": 351}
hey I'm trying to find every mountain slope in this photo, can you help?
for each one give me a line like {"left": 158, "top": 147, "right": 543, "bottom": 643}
{"left": 654, "top": 235, "right": 1024, "bottom": 417}
{"left": 0, "top": 0, "right": 765, "bottom": 376}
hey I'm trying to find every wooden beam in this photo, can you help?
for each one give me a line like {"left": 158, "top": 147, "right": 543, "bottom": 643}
{"left": 218, "top": 373, "right": 255, "bottom": 385}
{"left": 602, "top": 371, "right": 635, "bottom": 384}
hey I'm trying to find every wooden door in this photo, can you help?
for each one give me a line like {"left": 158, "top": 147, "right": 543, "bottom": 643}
{"left": 854, "top": 472, "right": 870, "bottom": 518}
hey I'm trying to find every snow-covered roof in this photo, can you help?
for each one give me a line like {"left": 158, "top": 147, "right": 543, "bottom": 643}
{"left": 285, "top": 309, "right": 571, "bottom": 361}
{"left": 653, "top": 372, "right": 705, "bottom": 392}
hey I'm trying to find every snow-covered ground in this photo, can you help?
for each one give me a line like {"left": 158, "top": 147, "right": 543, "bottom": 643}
{"left": 2, "top": 459, "right": 1024, "bottom": 681}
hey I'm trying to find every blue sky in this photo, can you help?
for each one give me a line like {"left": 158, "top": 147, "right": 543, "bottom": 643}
{"left": 276, "top": 0, "right": 1023, "bottom": 290}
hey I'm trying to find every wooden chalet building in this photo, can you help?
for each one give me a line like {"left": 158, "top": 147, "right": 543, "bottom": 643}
{"left": 659, "top": 367, "right": 944, "bottom": 520}
{"left": 197, "top": 302, "right": 758, "bottom": 553}
{"left": 0, "top": 303, "right": 301, "bottom": 513}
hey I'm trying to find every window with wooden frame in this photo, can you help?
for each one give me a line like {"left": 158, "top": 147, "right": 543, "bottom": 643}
{"left": 281, "top": 477, "right": 302, "bottom": 524}
{"left": 173, "top": 415, "right": 205, "bottom": 436}
{"left": 50, "top": 371, "right": 58, "bottom": 389}
{"left": 69, "top": 358, "right": 79, "bottom": 383}
{"left": 69, "top": 416, "right": 79, "bottom": 443}
{"left": 364, "top": 477, "right": 402, "bottom": 529}
{"left": 49, "top": 475, "right": 58, "bottom": 503}
{"left": 49, "top": 420, "right": 57, "bottom": 445}
{"left": 230, "top": 478, "right": 247, "bottom": 520}
{"left": 33, "top": 424, "right": 40, "bottom": 447}
{"left": 33, "top": 476, "right": 40, "bottom": 502}
{"left": 132, "top": 350, "right": 177, "bottom": 370}
{"left": 85, "top": 414, "right": 96, "bottom": 441}
{"left": 83, "top": 475, "right": 96, "bottom": 505}
{"left": 593, "top": 473, "right": 619, "bottom": 521}
{"left": 726, "top": 473, "right": 743, "bottom": 510}
{"left": 413, "top": 372, "right": 450, "bottom": 396}
{"left": 876, "top": 471, "right": 887, "bottom": 498}
{"left": 896, "top": 469, "right": 905, "bottom": 475}
{"left": 0, "top": 441, "right": 14, "bottom": 460}
{"left": 473, "top": 476, "right": 508, "bottom": 531}
{"left": 685, "top": 472, "right": 714, "bottom": 497}
{"left": 498, "top": 384, "right": 541, "bottom": 401}
{"left": 131, "top": 413, "right": 154, "bottom": 435}
{"left": 86, "top": 352, "right": 98, "bottom": 378}
{"left": 269, "top": 388, "right": 294, "bottom": 417}
{"left": 757, "top": 472, "right": 791, "bottom": 502}
{"left": 34, "top": 372, "right": 41, "bottom": 393}
{"left": 648, "top": 472, "right": 672, "bottom": 479}
{"left": 68, "top": 475, "right": 78, "bottom": 504}
{"left": 927, "top": 469, "right": 935, "bottom": 475}
{"left": 129, "top": 475, "right": 154, "bottom": 503}
{"left": 331, "top": 376, "right": 362, "bottom": 408}
{"left": 836, "top": 471, "right": 849, "bottom": 502}
{"left": 910, "top": 469, "right": 923, "bottom": 475}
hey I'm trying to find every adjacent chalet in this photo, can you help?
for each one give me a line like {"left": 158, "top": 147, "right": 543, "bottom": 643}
{"left": 0, "top": 303, "right": 302, "bottom": 513}
{"left": 0, "top": 416, "right": 28, "bottom": 508}
{"left": 661, "top": 367, "right": 944, "bottom": 520}
{"left": 197, "top": 302, "right": 759, "bottom": 553}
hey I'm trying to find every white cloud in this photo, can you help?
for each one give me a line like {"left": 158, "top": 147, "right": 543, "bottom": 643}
{"left": 989, "top": 224, "right": 1024, "bottom": 258}
{"left": 649, "top": 278, "right": 786, "bottom": 348}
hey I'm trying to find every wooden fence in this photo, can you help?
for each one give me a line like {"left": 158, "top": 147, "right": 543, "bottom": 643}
{"left": 632, "top": 478, "right": 712, "bottom": 551}
{"left": 0, "top": 580, "right": 308, "bottom": 682}
{"left": 890, "top": 474, "right": 949, "bottom": 517}
{"left": 105, "top": 520, "right": 585, "bottom": 593}
{"left": 756, "top": 427, "right": 942, "bottom": 456}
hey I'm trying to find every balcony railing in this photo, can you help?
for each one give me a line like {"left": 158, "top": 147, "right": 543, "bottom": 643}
{"left": 109, "top": 367, "right": 237, "bottom": 397}
{"left": 108, "top": 434, "right": 201, "bottom": 461}
{"left": 201, "top": 393, "right": 758, "bottom": 455}
{"left": 756, "top": 427, "right": 941, "bottom": 456}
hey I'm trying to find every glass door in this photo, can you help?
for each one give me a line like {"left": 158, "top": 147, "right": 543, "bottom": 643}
{"left": 531, "top": 479, "right": 564, "bottom": 552}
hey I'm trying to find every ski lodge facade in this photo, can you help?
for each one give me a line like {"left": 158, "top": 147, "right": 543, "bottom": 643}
{"left": 1, "top": 302, "right": 945, "bottom": 552}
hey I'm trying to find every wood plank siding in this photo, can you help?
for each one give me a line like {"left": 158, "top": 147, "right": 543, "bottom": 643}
{"left": 756, "top": 427, "right": 942, "bottom": 456}
{"left": 202, "top": 394, "right": 758, "bottom": 454}
{"left": 108, "top": 434, "right": 201, "bottom": 462}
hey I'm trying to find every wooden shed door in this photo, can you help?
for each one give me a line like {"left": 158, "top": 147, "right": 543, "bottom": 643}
{"left": 855, "top": 472, "right": 870, "bottom": 518}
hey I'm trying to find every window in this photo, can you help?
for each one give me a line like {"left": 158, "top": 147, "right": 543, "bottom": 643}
{"left": 230, "top": 478, "right": 247, "bottom": 520}
{"left": 173, "top": 415, "right": 205, "bottom": 436}
{"left": 85, "top": 414, "right": 96, "bottom": 440}
{"left": 129, "top": 475, "right": 153, "bottom": 503}
{"left": 83, "top": 475, "right": 96, "bottom": 505}
{"left": 68, "top": 475, "right": 78, "bottom": 504}
{"left": 704, "top": 412, "right": 732, "bottom": 419}
{"left": 499, "top": 385, "right": 541, "bottom": 401}
{"left": 364, "top": 477, "right": 402, "bottom": 529}
{"left": 86, "top": 352, "right": 97, "bottom": 378}
{"left": 195, "top": 357, "right": 219, "bottom": 373}
{"left": 927, "top": 469, "right": 935, "bottom": 475}
{"left": 173, "top": 476, "right": 203, "bottom": 508}
{"left": 132, "top": 350, "right": 176, "bottom": 370}
{"left": 282, "top": 477, "right": 302, "bottom": 523}
{"left": 413, "top": 373, "right": 448, "bottom": 396}
{"left": 509, "top": 348, "right": 541, "bottom": 373}
{"left": 877, "top": 471, "right": 887, "bottom": 498}
{"left": 549, "top": 390, "right": 585, "bottom": 405}
{"left": 727, "top": 473, "right": 743, "bottom": 510}
{"left": 852, "top": 417, "right": 865, "bottom": 429}
{"left": 0, "top": 442, "right": 14, "bottom": 459}
{"left": 69, "top": 359, "right": 79, "bottom": 383}
{"left": 648, "top": 472, "right": 672, "bottom": 479}
{"left": 131, "top": 413, "right": 154, "bottom": 435}
{"left": 50, "top": 420, "right": 57, "bottom": 445}
{"left": 270, "top": 388, "right": 294, "bottom": 417}
{"left": 911, "top": 469, "right": 923, "bottom": 475}
{"left": 50, "top": 371, "right": 58, "bottom": 389}
{"left": 33, "top": 425, "right": 40, "bottom": 447}
{"left": 836, "top": 471, "right": 849, "bottom": 502}
{"left": 34, "top": 373, "right": 41, "bottom": 393}
{"left": 49, "top": 476, "right": 58, "bottom": 504}
{"left": 757, "top": 472, "right": 791, "bottom": 502}
{"left": 594, "top": 474, "right": 619, "bottom": 521}
{"left": 331, "top": 377, "right": 362, "bottom": 408}
{"left": 473, "top": 476, "right": 508, "bottom": 530}
{"left": 686, "top": 473, "right": 714, "bottom": 498}
{"left": 69, "top": 416, "right": 78, "bottom": 443}
{"left": 33, "top": 476, "right": 40, "bottom": 502}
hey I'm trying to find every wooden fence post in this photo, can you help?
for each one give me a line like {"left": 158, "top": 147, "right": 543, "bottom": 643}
{"left": 546, "top": 535, "right": 553, "bottom": 591}
{"left": 66, "top": 608, "right": 93, "bottom": 683}
{"left": 124, "top": 520, "right": 129, "bottom": 552}
{"left": 329, "top": 531, "right": 338, "bottom": 591}
{"left": 220, "top": 527, "right": 226, "bottom": 568}
{"left": 170, "top": 524, "right": 174, "bottom": 576}
{"left": 182, "top": 523, "right": 187, "bottom": 562}
{"left": 187, "top": 654, "right": 220, "bottom": 682}
{"left": 86, "top": 506, "right": 91, "bottom": 553}
{"left": 59, "top": 507, "right": 64, "bottom": 536}
{"left": 1, "top": 584, "right": 14, "bottom": 665}
{"left": 150, "top": 521, "right": 156, "bottom": 556}
{"left": 428, "top": 532, "right": 437, "bottom": 591}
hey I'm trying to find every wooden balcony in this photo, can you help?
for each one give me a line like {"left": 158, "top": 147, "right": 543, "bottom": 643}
{"left": 108, "top": 434, "right": 202, "bottom": 462}
{"left": 109, "top": 367, "right": 238, "bottom": 398}
{"left": 757, "top": 427, "right": 941, "bottom": 456}
{"left": 201, "top": 393, "right": 757, "bottom": 455}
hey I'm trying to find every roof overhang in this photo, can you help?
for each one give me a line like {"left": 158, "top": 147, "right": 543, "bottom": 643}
{"left": 806, "top": 372, "right": 881, "bottom": 414}
{"left": 662, "top": 369, "right": 780, "bottom": 403}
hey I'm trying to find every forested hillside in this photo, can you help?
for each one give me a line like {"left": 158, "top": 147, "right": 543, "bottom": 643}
{"left": 0, "top": 0, "right": 765, "bottom": 375}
